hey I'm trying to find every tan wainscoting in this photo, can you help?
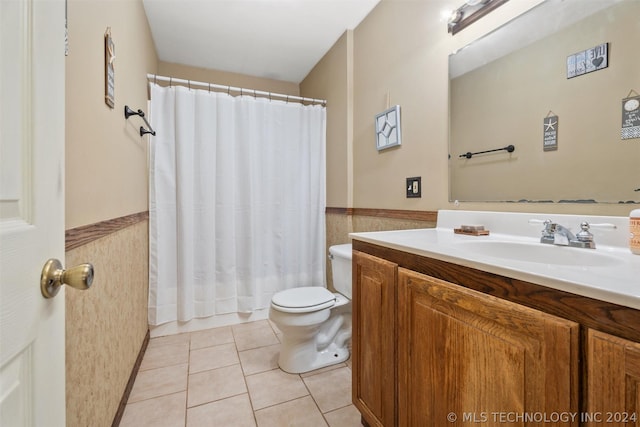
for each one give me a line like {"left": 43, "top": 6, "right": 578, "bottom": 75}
{"left": 65, "top": 213, "right": 149, "bottom": 427}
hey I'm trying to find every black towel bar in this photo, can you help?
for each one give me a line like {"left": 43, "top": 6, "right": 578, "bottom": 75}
{"left": 459, "top": 144, "right": 515, "bottom": 159}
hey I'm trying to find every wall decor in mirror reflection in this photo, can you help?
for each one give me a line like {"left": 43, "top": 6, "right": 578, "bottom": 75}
{"left": 622, "top": 93, "right": 640, "bottom": 140}
{"left": 449, "top": 0, "right": 640, "bottom": 204}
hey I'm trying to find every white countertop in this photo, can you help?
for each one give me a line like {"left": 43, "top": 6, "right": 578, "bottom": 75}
{"left": 350, "top": 210, "right": 640, "bottom": 310}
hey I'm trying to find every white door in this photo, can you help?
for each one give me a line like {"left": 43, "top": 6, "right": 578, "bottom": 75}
{"left": 1, "top": 0, "right": 67, "bottom": 425}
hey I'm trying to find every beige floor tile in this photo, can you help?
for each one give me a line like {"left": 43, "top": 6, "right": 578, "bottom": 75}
{"left": 128, "top": 364, "right": 188, "bottom": 403}
{"left": 140, "top": 342, "right": 190, "bottom": 371}
{"left": 239, "top": 343, "right": 280, "bottom": 376}
{"left": 303, "top": 367, "right": 352, "bottom": 413}
{"left": 130, "top": 324, "right": 356, "bottom": 427}
{"left": 232, "top": 320, "right": 270, "bottom": 333}
{"left": 345, "top": 357, "right": 352, "bottom": 371}
{"left": 300, "top": 362, "right": 347, "bottom": 378}
{"left": 190, "top": 326, "right": 234, "bottom": 350}
{"left": 324, "top": 405, "right": 362, "bottom": 427}
{"left": 267, "top": 319, "right": 281, "bottom": 335}
{"left": 254, "top": 396, "right": 328, "bottom": 427}
{"left": 187, "top": 394, "right": 256, "bottom": 427}
{"left": 187, "top": 364, "right": 247, "bottom": 408}
{"left": 246, "top": 368, "right": 309, "bottom": 410}
{"left": 233, "top": 323, "right": 280, "bottom": 351}
{"left": 120, "top": 392, "right": 186, "bottom": 427}
{"left": 189, "top": 342, "right": 239, "bottom": 374}
{"left": 148, "top": 332, "right": 191, "bottom": 349}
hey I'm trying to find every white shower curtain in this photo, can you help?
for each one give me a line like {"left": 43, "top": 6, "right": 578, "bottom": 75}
{"left": 148, "top": 83, "right": 326, "bottom": 326}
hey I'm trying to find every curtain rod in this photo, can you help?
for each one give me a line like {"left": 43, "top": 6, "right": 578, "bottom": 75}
{"left": 147, "top": 74, "right": 327, "bottom": 106}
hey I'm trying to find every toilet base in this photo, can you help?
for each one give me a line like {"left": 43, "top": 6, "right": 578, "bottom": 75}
{"left": 278, "top": 341, "right": 350, "bottom": 374}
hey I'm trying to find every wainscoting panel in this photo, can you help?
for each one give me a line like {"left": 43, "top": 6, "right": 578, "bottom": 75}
{"left": 65, "top": 218, "right": 149, "bottom": 427}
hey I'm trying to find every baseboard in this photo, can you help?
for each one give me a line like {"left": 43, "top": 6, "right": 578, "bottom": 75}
{"left": 111, "top": 329, "right": 150, "bottom": 427}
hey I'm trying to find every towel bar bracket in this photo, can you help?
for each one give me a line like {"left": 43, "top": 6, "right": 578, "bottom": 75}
{"left": 124, "top": 105, "right": 156, "bottom": 137}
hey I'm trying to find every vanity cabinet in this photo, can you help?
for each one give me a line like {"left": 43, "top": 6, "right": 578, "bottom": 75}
{"left": 398, "top": 268, "right": 579, "bottom": 426}
{"left": 352, "top": 250, "right": 397, "bottom": 427}
{"left": 351, "top": 240, "right": 640, "bottom": 427}
{"left": 586, "top": 329, "right": 640, "bottom": 426}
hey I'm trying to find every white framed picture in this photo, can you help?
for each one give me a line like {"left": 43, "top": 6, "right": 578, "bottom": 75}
{"left": 375, "top": 105, "right": 401, "bottom": 151}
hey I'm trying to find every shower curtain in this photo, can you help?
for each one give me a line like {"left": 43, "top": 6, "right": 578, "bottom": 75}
{"left": 148, "top": 83, "right": 326, "bottom": 326}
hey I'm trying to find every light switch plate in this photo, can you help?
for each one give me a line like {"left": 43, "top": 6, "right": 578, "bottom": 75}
{"left": 406, "top": 177, "right": 421, "bottom": 198}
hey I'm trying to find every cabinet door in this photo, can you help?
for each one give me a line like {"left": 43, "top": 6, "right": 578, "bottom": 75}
{"left": 352, "top": 251, "right": 397, "bottom": 427}
{"left": 586, "top": 329, "right": 640, "bottom": 427}
{"left": 398, "top": 268, "right": 579, "bottom": 427}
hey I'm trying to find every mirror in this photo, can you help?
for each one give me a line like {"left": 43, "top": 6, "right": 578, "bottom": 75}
{"left": 449, "top": 0, "right": 640, "bottom": 204}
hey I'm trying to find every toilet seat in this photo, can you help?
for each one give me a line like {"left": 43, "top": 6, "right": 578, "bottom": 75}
{"left": 271, "top": 287, "right": 336, "bottom": 314}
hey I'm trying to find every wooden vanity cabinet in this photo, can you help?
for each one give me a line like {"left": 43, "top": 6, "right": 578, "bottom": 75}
{"left": 352, "top": 250, "right": 397, "bottom": 427}
{"left": 352, "top": 241, "right": 640, "bottom": 427}
{"left": 585, "top": 329, "right": 640, "bottom": 426}
{"left": 398, "top": 268, "right": 579, "bottom": 426}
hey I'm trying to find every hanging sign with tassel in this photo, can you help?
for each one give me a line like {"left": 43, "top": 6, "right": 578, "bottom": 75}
{"left": 622, "top": 90, "right": 640, "bottom": 140}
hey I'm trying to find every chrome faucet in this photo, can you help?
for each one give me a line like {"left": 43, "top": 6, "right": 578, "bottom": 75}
{"left": 540, "top": 220, "right": 596, "bottom": 249}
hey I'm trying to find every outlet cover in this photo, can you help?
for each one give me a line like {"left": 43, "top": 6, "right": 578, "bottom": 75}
{"left": 406, "top": 176, "right": 421, "bottom": 198}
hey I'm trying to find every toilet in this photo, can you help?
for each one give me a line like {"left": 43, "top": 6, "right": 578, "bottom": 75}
{"left": 269, "top": 243, "right": 352, "bottom": 374}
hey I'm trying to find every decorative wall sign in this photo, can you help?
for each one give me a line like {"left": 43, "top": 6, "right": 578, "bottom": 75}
{"left": 543, "top": 113, "right": 558, "bottom": 151}
{"left": 104, "top": 28, "right": 115, "bottom": 108}
{"left": 567, "top": 42, "right": 608, "bottom": 79}
{"left": 622, "top": 92, "right": 640, "bottom": 140}
{"left": 375, "top": 105, "right": 402, "bottom": 151}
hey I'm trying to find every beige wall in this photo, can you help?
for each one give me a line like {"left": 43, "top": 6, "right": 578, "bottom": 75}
{"left": 302, "top": 0, "right": 632, "bottom": 217}
{"left": 65, "top": 0, "right": 156, "bottom": 425}
{"left": 158, "top": 61, "right": 300, "bottom": 96}
{"left": 300, "top": 32, "right": 353, "bottom": 208}
{"left": 66, "top": 0, "right": 157, "bottom": 229}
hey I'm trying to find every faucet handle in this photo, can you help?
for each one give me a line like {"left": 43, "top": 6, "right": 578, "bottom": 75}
{"left": 541, "top": 219, "right": 554, "bottom": 237}
{"left": 576, "top": 221, "right": 594, "bottom": 242}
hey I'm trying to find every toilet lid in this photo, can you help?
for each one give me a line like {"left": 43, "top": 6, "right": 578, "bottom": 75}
{"left": 271, "top": 287, "right": 336, "bottom": 314}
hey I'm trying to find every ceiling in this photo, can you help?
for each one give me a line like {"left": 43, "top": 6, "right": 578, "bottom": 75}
{"left": 142, "top": 0, "right": 381, "bottom": 83}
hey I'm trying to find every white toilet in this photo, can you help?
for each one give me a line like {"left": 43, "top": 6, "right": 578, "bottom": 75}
{"left": 269, "top": 243, "right": 352, "bottom": 374}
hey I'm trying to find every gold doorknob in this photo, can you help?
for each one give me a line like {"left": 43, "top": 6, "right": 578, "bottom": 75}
{"left": 40, "top": 259, "right": 94, "bottom": 298}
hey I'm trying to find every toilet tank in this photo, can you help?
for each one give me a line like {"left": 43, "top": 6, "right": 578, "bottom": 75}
{"left": 329, "top": 244, "right": 352, "bottom": 299}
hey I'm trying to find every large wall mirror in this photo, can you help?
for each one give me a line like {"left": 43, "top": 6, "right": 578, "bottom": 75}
{"left": 449, "top": 0, "right": 639, "bottom": 204}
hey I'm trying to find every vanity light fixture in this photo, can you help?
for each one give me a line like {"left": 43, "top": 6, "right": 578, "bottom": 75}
{"left": 448, "top": 0, "right": 509, "bottom": 35}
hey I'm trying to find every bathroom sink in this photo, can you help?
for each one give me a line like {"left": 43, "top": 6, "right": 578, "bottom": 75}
{"left": 454, "top": 240, "right": 622, "bottom": 267}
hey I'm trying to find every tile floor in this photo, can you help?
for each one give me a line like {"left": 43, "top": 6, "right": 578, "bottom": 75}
{"left": 120, "top": 319, "right": 361, "bottom": 427}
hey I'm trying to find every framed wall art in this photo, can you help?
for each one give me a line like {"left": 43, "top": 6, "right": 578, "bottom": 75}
{"left": 375, "top": 105, "right": 402, "bottom": 151}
